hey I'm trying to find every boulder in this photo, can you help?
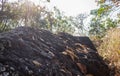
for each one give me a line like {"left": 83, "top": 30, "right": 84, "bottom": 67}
{"left": 0, "top": 27, "right": 110, "bottom": 76}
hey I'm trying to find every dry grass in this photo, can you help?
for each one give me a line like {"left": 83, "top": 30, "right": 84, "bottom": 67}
{"left": 97, "top": 28, "right": 120, "bottom": 75}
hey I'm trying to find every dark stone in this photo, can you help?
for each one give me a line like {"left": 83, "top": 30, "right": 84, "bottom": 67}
{"left": 0, "top": 26, "right": 110, "bottom": 76}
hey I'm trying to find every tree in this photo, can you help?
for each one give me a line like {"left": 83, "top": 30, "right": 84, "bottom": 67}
{"left": 95, "top": 0, "right": 120, "bottom": 17}
{"left": 0, "top": 0, "right": 19, "bottom": 32}
{"left": 89, "top": 1, "right": 119, "bottom": 37}
{"left": 74, "top": 14, "right": 88, "bottom": 35}
{"left": 0, "top": 0, "right": 75, "bottom": 34}
{"left": 50, "top": 7, "right": 75, "bottom": 34}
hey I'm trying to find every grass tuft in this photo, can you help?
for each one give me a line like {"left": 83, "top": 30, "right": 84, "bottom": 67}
{"left": 97, "top": 28, "right": 120, "bottom": 75}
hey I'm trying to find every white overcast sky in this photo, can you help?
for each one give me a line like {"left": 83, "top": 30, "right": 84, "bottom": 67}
{"left": 49, "top": 0, "right": 98, "bottom": 16}
{"left": 35, "top": 0, "right": 97, "bottom": 16}
{"left": 10, "top": 0, "right": 98, "bottom": 16}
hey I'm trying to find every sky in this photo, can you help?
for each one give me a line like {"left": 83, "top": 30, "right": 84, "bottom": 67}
{"left": 30, "top": 0, "right": 98, "bottom": 16}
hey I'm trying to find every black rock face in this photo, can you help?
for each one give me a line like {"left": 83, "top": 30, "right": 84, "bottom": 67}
{"left": 0, "top": 27, "right": 110, "bottom": 76}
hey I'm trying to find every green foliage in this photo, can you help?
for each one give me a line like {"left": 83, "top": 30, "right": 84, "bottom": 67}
{"left": 97, "top": 0, "right": 120, "bottom": 4}
{"left": 89, "top": 17, "right": 117, "bottom": 37}
{"left": 53, "top": 7, "right": 75, "bottom": 34}
{"left": 89, "top": 3, "right": 118, "bottom": 37}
